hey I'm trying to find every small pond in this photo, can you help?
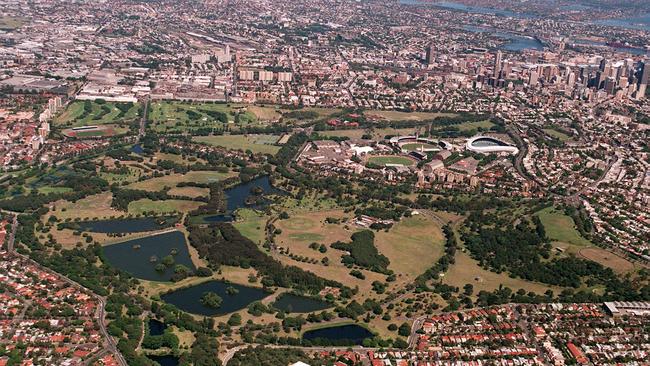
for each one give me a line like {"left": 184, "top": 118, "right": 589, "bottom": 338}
{"left": 161, "top": 280, "right": 270, "bottom": 316}
{"left": 271, "top": 293, "right": 333, "bottom": 313}
{"left": 147, "top": 355, "right": 178, "bottom": 366}
{"left": 302, "top": 324, "right": 374, "bottom": 345}
{"left": 200, "top": 175, "right": 286, "bottom": 223}
{"left": 148, "top": 318, "right": 167, "bottom": 336}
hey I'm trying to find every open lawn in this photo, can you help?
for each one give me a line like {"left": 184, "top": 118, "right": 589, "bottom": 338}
{"left": 273, "top": 209, "right": 387, "bottom": 297}
{"left": 543, "top": 128, "right": 571, "bottom": 141}
{"left": 48, "top": 192, "right": 120, "bottom": 220}
{"left": 149, "top": 101, "right": 270, "bottom": 133}
{"left": 127, "top": 199, "right": 202, "bottom": 215}
{"left": 455, "top": 120, "right": 495, "bottom": 131}
{"left": 401, "top": 143, "right": 439, "bottom": 151}
{"left": 154, "top": 152, "right": 206, "bottom": 165}
{"left": 443, "top": 250, "right": 562, "bottom": 295}
{"left": 367, "top": 155, "right": 415, "bottom": 166}
{"left": 62, "top": 124, "right": 131, "bottom": 138}
{"left": 167, "top": 186, "right": 210, "bottom": 198}
{"left": 365, "top": 110, "right": 457, "bottom": 122}
{"left": 375, "top": 215, "right": 446, "bottom": 278}
{"left": 193, "top": 135, "right": 280, "bottom": 155}
{"left": 233, "top": 209, "right": 268, "bottom": 245}
{"left": 126, "top": 171, "right": 233, "bottom": 191}
{"left": 54, "top": 101, "right": 141, "bottom": 127}
{"left": 0, "top": 16, "right": 25, "bottom": 30}
{"left": 536, "top": 207, "right": 592, "bottom": 250}
{"left": 247, "top": 105, "right": 282, "bottom": 121}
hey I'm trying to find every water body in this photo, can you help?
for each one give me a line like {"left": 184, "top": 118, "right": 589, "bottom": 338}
{"left": 131, "top": 144, "right": 144, "bottom": 154}
{"left": 271, "top": 293, "right": 333, "bottom": 313}
{"left": 302, "top": 324, "right": 374, "bottom": 345}
{"left": 200, "top": 175, "right": 286, "bottom": 223}
{"left": 462, "top": 25, "right": 544, "bottom": 51}
{"left": 594, "top": 14, "right": 650, "bottom": 32}
{"left": 147, "top": 355, "right": 179, "bottom": 366}
{"left": 102, "top": 230, "right": 195, "bottom": 281}
{"left": 431, "top": 1, "right": 536, "bottom": 19}
{"left": 76, "top": 217, "right": 176, "bottom": 234}
{"left": 148, "top": 319, "right": 167, "bottom": 336}
{"left": 161, "top": 281, "right": 270, "bottom": 316}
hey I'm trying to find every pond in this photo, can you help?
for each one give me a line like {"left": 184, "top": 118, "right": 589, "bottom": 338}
{"left": 76, "top": 216, "right": 177, "bottom": 234}
{"left": 161, "top": 280, "right": 270, "bottom": 316}
{"left": 131, "top": 144, "right": 144, "bottom": 154}
{"left": 102, "top": 230, "right": 195, "bottom": 281}
{"left": 302, "top": 324, "right": 373, "bottom": 345}
{"left": 147, "top": 355, "right": 178, "bottom": 366}
{"left": 148, "top": 318, "right": 167, "bottom": 336}
{"left": 271, "top": 293, "right": 333, "bottom": 313}
{"left": 200, "top": 175, "right": 286, "bottom": 223}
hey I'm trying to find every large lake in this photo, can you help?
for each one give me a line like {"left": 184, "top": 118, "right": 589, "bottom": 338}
{"left": 302, "top": 324, "right": 374, "bottom": 345}
{"left": 271, "top": 293, "right": 333, "bottom": 313}
{"left": 102, "top": 231, "right": 195, "bottom": 281}
{"left": 201, "top": 175, "right": 285, "bottom": 223}
{"left": 161, "top": 280, "right": 270, "bottom": 316}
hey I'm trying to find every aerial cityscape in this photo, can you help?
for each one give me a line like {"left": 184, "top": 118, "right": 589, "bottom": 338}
{"left": 0, "top": 0, "right": 649, "bottom": 365}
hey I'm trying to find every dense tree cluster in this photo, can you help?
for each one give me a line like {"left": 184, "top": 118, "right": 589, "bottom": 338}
{"left": 331, "top": 230, "right": 391, "bottom": 273}
{"left": 187, "top": 223, "right": 343, "bottom": 294}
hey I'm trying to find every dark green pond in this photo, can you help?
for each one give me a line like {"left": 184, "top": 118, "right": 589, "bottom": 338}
{"left": 77, "top": 216, "right": 176, "bottom": 234}
{"left": 148, "top": 319, "right": 167, "bottom": 336}
{"left": 271, "top": 293, "right": 332, "bottom": 313}
{"left": 201, "top": 175, "right": 286, "bottom": 223}
{"left": 160, "top": 281, "right": 269, "bottom": 316}
{"left": 147, "top": 355, "right": 178, "bottom": 366}
{"left": 302, "top": 324, "right": 373, "bottom": 345}
{"left": 102, "top": 231, "right": 195, "bottom": 281}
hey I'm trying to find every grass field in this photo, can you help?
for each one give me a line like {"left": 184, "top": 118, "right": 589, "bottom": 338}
{"left": 273, "top": 209, "right": 387, "bottom": 297}
{"left": 366, "top": 110, "right": 456, "bottom": 122}
{"left": 149, "top": 101, "right": 265, "bottom": 133}
{"left": 247, "top": 105, "right": 282, "bottom": 121}
{"left": 54, "top": 101, "right": 141, "bottom": 127}
{"left": 375, "top": 215, "right": 445, "bottom": 278}
{"left": 49, "top": 192, "right": 120, "bottom": 220}
{"left": 536, "top": 207, "right": 592, "bottom": 250}
{"left": 126, "top": 171, "right": 233, "bottom": 191}
{"left": 62, "top": 124, "right": 130, "bottom": 138}
{"left": 543, "top": 128, "right": 571, "bottom": 141}
{"left": 0, "top": 16, "right": 25, "bottom": 30}
{"left": 233, "top": 209, "right": 268, "bottom": 245}
{"left": 443, "top": 249, "right": 561, "bottom": 295}
{"left": 167, "top": 186, "right": 210, "bottom": 198}
{"left": 127, "top": 199, "right": 202, "bottom": 215}
{"left": 37, "top": 186, "right": 73, "bottom": 195}
{"left": 401, "top": 143, "right": 439, "bottom": 151}
{"left": 368, "top": 155, "right": 415, "bottom": 166}
{"left": 193, "top": 135, "right": 280, "bottom": 155}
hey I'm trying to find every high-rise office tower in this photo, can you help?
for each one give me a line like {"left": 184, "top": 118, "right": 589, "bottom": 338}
{"left": 638, "top": 60, "right": 649, "bottom": 99}
{"left": 493, "top": 50, "right": 502, "bottom": 78}
{"left": 425, "top": 44, "right": 435, "bottom": 65}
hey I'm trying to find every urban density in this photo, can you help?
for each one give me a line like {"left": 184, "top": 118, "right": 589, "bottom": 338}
{"left": 0, "top": 0, "right": 649, "bottom": 365}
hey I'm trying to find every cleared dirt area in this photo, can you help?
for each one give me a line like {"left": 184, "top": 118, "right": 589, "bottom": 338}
{"left": 579, "top": 247, "right": 635, "bottom": 274}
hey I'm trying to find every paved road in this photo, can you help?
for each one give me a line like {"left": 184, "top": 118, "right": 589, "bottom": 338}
{"left": 139, "top": 97, "right": 150, "bottom": 137}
